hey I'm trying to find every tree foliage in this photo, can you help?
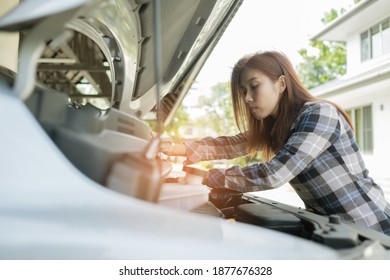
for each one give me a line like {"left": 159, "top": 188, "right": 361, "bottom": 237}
{"left": 194, "top": 82, "right": 238, "bottom": 136}
{"left": 297, "top": 7, "right": 349, "bottom": 89}
{"left": 163, "top": 104, "right": 190, "bottom": 139}
{"left": 297, "top": 40, "right": 346, "bottom": 89}
{"left": 157, "top": 82, "right": 237, "bottom": 142}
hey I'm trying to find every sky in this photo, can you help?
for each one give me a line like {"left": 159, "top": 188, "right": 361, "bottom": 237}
{"left": 184, "top": 0, "right": 356, "bottom": 105}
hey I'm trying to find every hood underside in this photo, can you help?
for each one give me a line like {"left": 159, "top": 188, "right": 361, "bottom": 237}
{"left": 0, "top": 0, "right": 242, "bottom": 126}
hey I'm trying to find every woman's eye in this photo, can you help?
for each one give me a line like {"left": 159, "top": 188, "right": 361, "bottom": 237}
{"left": 250, "top": 84, "right": 258, "bottom": 90}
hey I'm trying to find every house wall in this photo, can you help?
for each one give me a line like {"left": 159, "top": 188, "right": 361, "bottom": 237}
{"left": 346, "top": 13, "right": 390, "bottom": 76}
{"left": 316, "top": 9, "right": 390, "bottom": 199}
{"left": 328, "top": 76, "right": 390, "bottom": 199}
{"left": 346, "top": 34, "right": 360, "bottom": 75}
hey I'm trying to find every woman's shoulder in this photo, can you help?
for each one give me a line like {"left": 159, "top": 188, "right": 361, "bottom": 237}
{"left": 291, "top": 101, "right": 339, "bottom": 129}
{"left": 302, "top": 100, "right": 336, "bottom": 111}
{"left": 298, "top": 101, "right": 339, "bottom": 117}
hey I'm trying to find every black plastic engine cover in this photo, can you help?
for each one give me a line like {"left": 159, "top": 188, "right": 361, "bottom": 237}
{"left": 236, "top": 203, "right": 303, "bottom": 234}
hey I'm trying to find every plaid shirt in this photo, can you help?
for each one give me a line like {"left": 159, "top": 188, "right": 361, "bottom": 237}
{"left": 185, "top": 102, "right": 390, "bottom": 234}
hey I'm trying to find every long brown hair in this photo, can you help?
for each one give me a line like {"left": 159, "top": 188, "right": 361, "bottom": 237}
{"left": 230, "top": 51, "right": 353, "bottom": 161}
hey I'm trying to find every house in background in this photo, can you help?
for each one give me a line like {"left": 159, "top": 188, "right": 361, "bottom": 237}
{"left": 310, "top": 0, "right": 390, "bottom": 199}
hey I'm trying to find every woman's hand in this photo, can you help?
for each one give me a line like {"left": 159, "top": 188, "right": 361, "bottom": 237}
{"left": 167, "top": 143, "right": 186, "bottom": 156}
{"left": 159, "top": 137, "right": 187, "bottom": 157}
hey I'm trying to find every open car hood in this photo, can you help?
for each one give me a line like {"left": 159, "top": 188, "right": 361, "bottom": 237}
{"left": 0, "top": 0, "right": 243, "bottom": 187}
{"left": 0, "top": 0, "right": 242, "bottom": 125}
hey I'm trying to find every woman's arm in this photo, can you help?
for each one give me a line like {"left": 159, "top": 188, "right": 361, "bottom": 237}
{"left": 184, "top": 133, "right": 248, "bottom": 164}
{"left": 162, "top": 133, "right": 248, "bottom": 164}
{"left": 204, "top": 102, "right": 342, "bottom": 192}
{"left": 163, "top": 142, "right": 187, "bottom": 157}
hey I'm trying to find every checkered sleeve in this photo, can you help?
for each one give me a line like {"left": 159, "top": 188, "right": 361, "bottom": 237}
{"left": 205, "top": 102, "right": 342, "bottom": 191}
{"left": 184, "top": 133, "right": 248, "bottom": 164}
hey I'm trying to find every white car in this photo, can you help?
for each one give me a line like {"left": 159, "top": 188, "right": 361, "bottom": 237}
{"left": 0, "top": 0, "right": 389, "bottom": 259}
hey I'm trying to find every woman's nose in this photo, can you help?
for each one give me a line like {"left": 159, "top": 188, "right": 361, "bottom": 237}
{"left": 245, "top": 91, "right": 253, "bottom": 103}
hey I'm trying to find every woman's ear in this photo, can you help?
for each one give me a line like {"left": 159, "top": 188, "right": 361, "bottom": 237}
{"left": 278, "top": 75, "right": 286, "bottom": 94}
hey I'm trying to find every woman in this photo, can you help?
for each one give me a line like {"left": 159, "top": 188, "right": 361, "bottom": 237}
{"left": 165, "top": 51, "right": 390, "bottom": 235}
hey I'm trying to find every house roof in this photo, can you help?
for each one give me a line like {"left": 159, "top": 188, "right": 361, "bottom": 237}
{"left": 310, "top": 60, "right": 390, "bottom": 98}
{"left": 310, "top": 0, "right": 387, "bottom": 42}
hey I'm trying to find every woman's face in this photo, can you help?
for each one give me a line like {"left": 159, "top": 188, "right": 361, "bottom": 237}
{"left": 240, "top": 67, "right": 285, "bottom": 120}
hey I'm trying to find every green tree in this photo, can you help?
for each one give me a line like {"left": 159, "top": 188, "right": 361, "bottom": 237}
{"left": 146, "top": 101, "right": 190, "bottom": 142}
{"left": 163, "top": 104, "right": 190, "bottom": 139}
{"left": 297, "top": 7, "right": 348, "bottom": 89}
{"left": 194, "top": 82, "right": 238, "bottom": 136}
{"left": 298, "top": 40, "right": 346, "bottom": 89}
